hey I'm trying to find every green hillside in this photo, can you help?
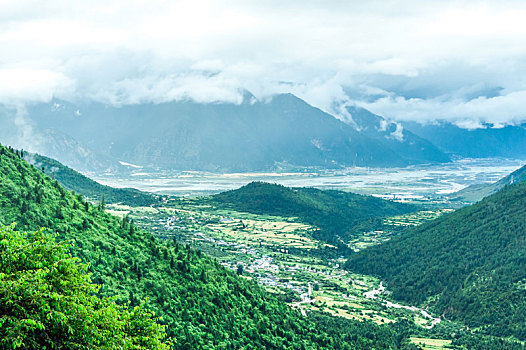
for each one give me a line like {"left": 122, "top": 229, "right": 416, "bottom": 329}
{"left": 0, "top": 144, "right": 416, "bottom": 349}
{"left": 0, "top": 225, "right": 169, "bottom": 349}
{"left": 210, "top": 182, "right": 417, "bottom": 247}
{"left": 346, "top": 180, "right": 526, "bottom": 340}
{"left": 24, "top": 151, "right": 157, "bottom": 206}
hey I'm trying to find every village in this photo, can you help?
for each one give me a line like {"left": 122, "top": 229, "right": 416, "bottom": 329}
{"left": 107, "top": 198, "right": 451, "bottom": 335}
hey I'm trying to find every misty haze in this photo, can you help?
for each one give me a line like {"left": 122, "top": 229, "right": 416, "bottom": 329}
{"left": 1, "top": 1, "right": 526, "bottom": 349}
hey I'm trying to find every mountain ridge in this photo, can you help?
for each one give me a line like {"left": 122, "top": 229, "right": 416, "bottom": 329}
{"left": 1, "top": 94, "right": 450, "bottom": 172}
{"left": 450, "top": 164, "right": 526, "bottom": 202}
{"left": 344, "top": 106, "right": 451, "bottom": 164}
{"left": 346, "top": 178, "right": 526, "bottom": 340}
{"left": 402, "top": 120, "right": 526, "bottom": 159}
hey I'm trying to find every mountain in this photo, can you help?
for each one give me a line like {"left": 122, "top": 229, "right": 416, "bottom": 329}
{"left": 24, "top": 151, "right": 158, "bottom": 206}
{"left": 0, "top": 144, "right": 412, "bottom": 349}
{"left": 0, "top": 105, "right": 124, "bottom": 174}
{"left": 346, "top": 180, "right": 526, "bottom": 340}
{"left": 344, "top": 107, "right": 451, "bottom": 164}
{"left": 210, "top": 182, "right": 417, "bottom": 246}
{"left": 450, "top": 164, "right": 526, "bottom": 203}
{"left": 402, "top": 121, "right": 526, "bottom": 159}
{"left": 7, "top": 94, "right": 449, "bottom": 172}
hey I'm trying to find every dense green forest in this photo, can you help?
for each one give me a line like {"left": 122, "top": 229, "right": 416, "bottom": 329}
{"left": 0, "top": 224, "right": 169, "bottom": 349}
{"left": 346, "top": 180, "right": 526, "bottom": 340}
{"left": 24, "top": 151, "right": 158, "bottom": 206}
{"left": 0, "top": 144, "right": 420, "bottom": 349}
{"left": 210, "top": 181, "right": 417, "bottom": 247}
{"left": 2, "top": 144, "right": 524, "bottom": 349}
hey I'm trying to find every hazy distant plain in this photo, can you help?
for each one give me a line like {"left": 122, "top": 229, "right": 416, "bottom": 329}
{"left": 90, "top": 158, "right": 524, "bottom": 199}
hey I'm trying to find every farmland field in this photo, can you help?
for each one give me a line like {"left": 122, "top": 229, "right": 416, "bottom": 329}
{"left": 108, "top": 197, "right": 457, "bottom": 335}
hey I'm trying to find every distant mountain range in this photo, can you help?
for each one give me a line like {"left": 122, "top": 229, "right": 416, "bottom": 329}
{"left": 344, "top": 106, "right": 451, "bottom": 164}
{"left": 1, "top": 94, "right": 451, "bottom": 172}
{"left": 6, "top": 93, "right": 526, "bottom": 174}
{"left": 403, "top": 121, "right": 526, "bottom": 159}
{"left": 0, "top": 106, "right": 124, "bottom": 174}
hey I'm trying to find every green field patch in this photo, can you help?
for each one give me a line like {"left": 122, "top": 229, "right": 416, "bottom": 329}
{"left": 383, "top": 209, "right": 454, "bottom": 227}
{"left": 104, "top": 209, "right": 130, "bottom": 218}
{"left": 206, "top": 217, "right": 318, "bottom": 249}
{"left": 410, "top": 337, "right": 452, "bottom": 349}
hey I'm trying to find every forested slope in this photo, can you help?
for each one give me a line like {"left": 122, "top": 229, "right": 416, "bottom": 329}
{"left": 0, "top": 144, "right": 412, "bottom": 349}
{"left": 26, "top": 151, "right": 158, "bottom": 206}
{"left": 346, "top": 180, "right": 526, "bottom": 339}
{"left": 0, "top": 225, "right": 169, "bottom": 349}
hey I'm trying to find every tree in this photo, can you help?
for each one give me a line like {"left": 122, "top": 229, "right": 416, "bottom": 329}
{"left": 236, "top": 263, "right": 244, "bottom": 275}
{"left": 0, "top": 224, "right": 171, "bottom": 350}
{"left": 99, "top": 194, "right": 106, "bottom": 211}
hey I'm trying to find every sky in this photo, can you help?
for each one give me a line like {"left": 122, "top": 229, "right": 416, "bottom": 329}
{"left": 2, "top": 0, "right": 526, "bottom": 126}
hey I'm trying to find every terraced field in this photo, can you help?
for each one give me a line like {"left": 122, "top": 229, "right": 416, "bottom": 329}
{"left": 383, "top": 209, "right": 454, "bottom": 227}
{"left": 348, "top": 209, "right": 454, "bottom": 251}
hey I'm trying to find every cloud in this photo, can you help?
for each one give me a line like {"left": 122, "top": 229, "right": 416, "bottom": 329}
{"left": 0, "top": 104, "right": 44, "bottom": 152}
{"left": 0, "top": 68, "right": 73, "bottom": 103}
{"left": 355, "top": 90, "right": 526, "bottom": 128}
{"left": 2, "top": 0, "right": 526, "bottom": 126}
{"left": 86, "top": 72, "right": 245, "bottom": 105}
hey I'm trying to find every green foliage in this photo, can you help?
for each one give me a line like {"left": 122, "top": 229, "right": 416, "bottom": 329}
{"left": 210, "top": 181, "right": 416, "bottom": 247}
{"left": 451, "top": 333, "right": 526, "bottom": 350}
{"left": 346, "top": 181, "right": 526, "bottom": 340}
{"left": 0, "top": 144, "right": 414, "bottom": 349}
{"left": 25, "top": 151, "right": 158, "bottom": 206}
{"left": 0, "top": 224, "right": 169, "bottom": 350}
{"left": 309, "top": 312, "right": 418, "bottom": 350}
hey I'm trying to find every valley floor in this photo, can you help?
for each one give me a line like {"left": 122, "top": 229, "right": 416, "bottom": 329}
{"left": 93, "top": 158, "right": 523, "bottom": 199}
{"left": 97, "top": 160, "right": 526, "bottom": 349}
{"left": 107, "top": 199, "right": 461, "bottom": 349}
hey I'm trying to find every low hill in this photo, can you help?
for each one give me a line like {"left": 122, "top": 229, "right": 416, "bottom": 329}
{"left": 346, "top": 180, "right": 526, "bottom": 340}
{"left": 24, "top": 151, "right": 158, "bottom": 206}
{"left": 450, "top": 164, "right": 526, "bottom": 203}
{"left": 210, "top": 182, "right": 417, "bottom": 246}
{"left": 0, "top": 144, "right": 410, "bottom": 349}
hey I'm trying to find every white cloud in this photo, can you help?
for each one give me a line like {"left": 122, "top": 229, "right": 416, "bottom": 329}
{"left": 356, "top": 90, "right": 526, "bottom": 127}
{"left": 1, "top": 0, "right": 526, "bottom": 125}
{"left": 0, "top": 68, "right": 73, "bottom": 103}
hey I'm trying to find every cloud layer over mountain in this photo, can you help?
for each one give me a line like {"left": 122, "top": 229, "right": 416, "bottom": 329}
{"left": 2, "top": 0, "right": 526, "bottom": 127}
